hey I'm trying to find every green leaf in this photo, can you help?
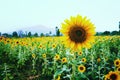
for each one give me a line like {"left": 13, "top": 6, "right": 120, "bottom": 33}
{"left": 54, "top": 69, "right": 63, "bottom": 78}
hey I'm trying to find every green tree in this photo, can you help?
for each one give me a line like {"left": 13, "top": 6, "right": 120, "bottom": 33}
{"left": 55, "top": 26, "right": 60, "bottom": 36}
{"left": 34, "top": 33, "right": 38, "bottom": 37}
{"left": 102, "top": 31, "right": 110, "bottom": 35}
{"left": 49, "top": 31, "right": 52, "bottom": 36}
{"left": 28, "top": 32, "right": 32, "bottom": 37}
{"left": 119, "top": 21, "right": 120, "bottom": 35}
{"left": 111, "top": 31, "right": 119, "bottom": 35}
{"left": 2, "top": 33, "right": 8, "bottom": 37}
{"left": 40, "top": 33, "right": 44, "bottom": 37}
{"left": 12, "top": 31, "right": 18, "bottom": 37}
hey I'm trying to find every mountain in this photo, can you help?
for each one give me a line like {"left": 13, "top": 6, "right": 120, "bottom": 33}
{"left": 17, "top": 25, "right": 56, "bottom": 35}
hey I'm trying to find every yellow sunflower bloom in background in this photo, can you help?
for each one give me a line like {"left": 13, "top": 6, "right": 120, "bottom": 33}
{"left": 54, "top": 54, "right": 60, "bottom": 61}
{"left": 32, "top": 53, "right": 36, "bottom": 59}
{"left": 61, "top": 58, "right": 67, "bottom": 63}
{"left": 56, "top": 75, "right": 61, "bottom": 80}
{"left": 60, "top": 15, "right": 96, "bottom": 51}
{"left": 42, "top": 53, "right": 46, "bottom": 58}
{"left": 114, "top": 59, "right": 120, "bottom": 67}
{"left": 78, "top": 51, "right": 82, "bottom": 56}
{"left": 38, "top": 44, "right": 43, "bottom": 49}
{"left": 117, "top": 67, "right": 120, "bottom": 73}
{"left": 78, "top": 65, "right": 86, "bottom": 73}
{"left": 52, "top": 44, "right": 56, "bottom": 48}
{"left": 81, "top": 58, "right": 86, "bottom": 63}
{"left": 97, "top": 58, "right": 101, "bottom": 63}
{"left": 0, "top": 36, "right": 4, "bottom": 41}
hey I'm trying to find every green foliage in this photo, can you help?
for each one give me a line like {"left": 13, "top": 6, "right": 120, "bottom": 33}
{"left": 40, "top": 33, "right": 45, "bottom": 37}
{"left": 56, "top": 27, "right": 60, "bottom": 36}
{"left": 0, "top": 36, "right": 120, "bottom": 80}
{"left": 33, "top": 33, "right": 38, "bottom": 37}
{"left": 28, "top": 32, "right": 32, "bottom": 37}
{"left": 102, "top": 31, "right": 110, "bottom": 35}
{"left": 0, "top": 32, "right": 1, "bottom": 36}
{"left": 12, "top": 31, "right": 18, "bottom": 38}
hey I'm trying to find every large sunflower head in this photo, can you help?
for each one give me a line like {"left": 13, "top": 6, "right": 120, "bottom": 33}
{"left": 60, "top": 15, "right": 96, "bottom": 51}
{"left": 104, "top": 74, "right": 109, "bottom": 80}
{"left": 107, "top": 71, "right": 120, "bottom": 80}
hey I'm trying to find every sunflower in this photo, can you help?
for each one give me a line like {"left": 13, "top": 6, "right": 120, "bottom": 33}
{"left": 117, "top": 67, "right": 120, "bottom": 73}
{"left": 61, "top": 58, "right": 67, "bottom": 63}
{"left": 107, "top": 71, "right": 120, "bottom": 80}
{"left": 56, "top": 75, "right": 61, "bottom": 80}
{"left": 60, "top": 15, "right": 96, "bottom": 51}
{"left": 0, "top": 36, "right": 4, "bottom": 41}
{"left": 78, "top": 65, "right": 86, "bottom": 73}
{"left": 42, "top": 53, "right": 46, "bottom": 58}
{"left": 114, "top": 59, "right": 120, "bottom": 67}
{"left": 32, "top": 53, "right": 36, "bottom": 59}
{"left": 6, "top": 39, "right": 11, "bottom": 44}
{"left": 78, "top": 51, "right": 82, "bottom": 56}
{"left": 0, "top": 37, "right": 5, "bottom": 42}
{"left": 38, "top": 44, "right": 42, "bottom": 49}
{"left": 81, "top": 58, "right": 86, "bottom": 63}
{"left": 97, "top": 58, "right": 101, "bottom": 63}
{"left": 54, "top": 54, "right": 60, "bottom": 61}
{"left": 104, "top": 74, "right": 109, "bottom": 80}
{"left": 52, "top": 44, "right": 56, "bottom": 48}
{"left": 16, "top": 41, "right": 19, "bottom": 44}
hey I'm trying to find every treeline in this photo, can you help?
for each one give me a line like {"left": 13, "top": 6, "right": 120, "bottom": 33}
{"left": 0, "top": 31, "right": 60, "bottom": 38}
{"left": 96, "top": 30, "right": 120, "bottom": 36}
{"left": 0, "top": 27, "right": 61, "bottom": 38}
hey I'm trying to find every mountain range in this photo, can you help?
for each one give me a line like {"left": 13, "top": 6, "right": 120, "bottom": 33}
{"left": 16, "top": 25, "right": 56, "bottom": 35}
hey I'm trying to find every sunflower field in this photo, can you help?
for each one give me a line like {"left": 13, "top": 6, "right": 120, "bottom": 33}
{"left": 0, "top": 15, "right": 120, "bottom": 80}
{"left": 0, "top": 36, "right": 120, "bottom": 80}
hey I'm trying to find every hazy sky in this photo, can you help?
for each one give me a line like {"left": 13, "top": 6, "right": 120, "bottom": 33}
{"left": 0, "top": 0, "right": 120, "bottom": 33}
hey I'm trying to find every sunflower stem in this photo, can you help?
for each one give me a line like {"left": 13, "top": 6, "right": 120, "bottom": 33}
{"left": 85, "top": 48, "right": 88, "bottom": 56}
{"left": 98, "top": 66, "right": 101, "bottom": 80}
{"left": 53, "top": 60, "right": 56, "bottom": 80}
{"left": 71, "top": 52, "right": 76, "bottom": 80}
{"left": 91, "top": 53, "right": 94, "bottom": 79}
{"left": 71, "top": 64, "right": 76, "bottom": 80}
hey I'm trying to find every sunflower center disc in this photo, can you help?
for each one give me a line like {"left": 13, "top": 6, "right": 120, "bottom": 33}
{"left": 80, "top": 67, "right": 83, "bottom": 70}
{"left": 76, "top": 30, "right": 83, "bottom": 37}
{"left": 69, "top": 27, "right": 86, "bottom": 43}
{"left": 110, "top": 74, "right": 117, "bottom": 79}
{"left": 116, "top": 62, "right": 119, "bottom": 65}
{"left": 118, "top": 68, "right": 120, "bottom": 71}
